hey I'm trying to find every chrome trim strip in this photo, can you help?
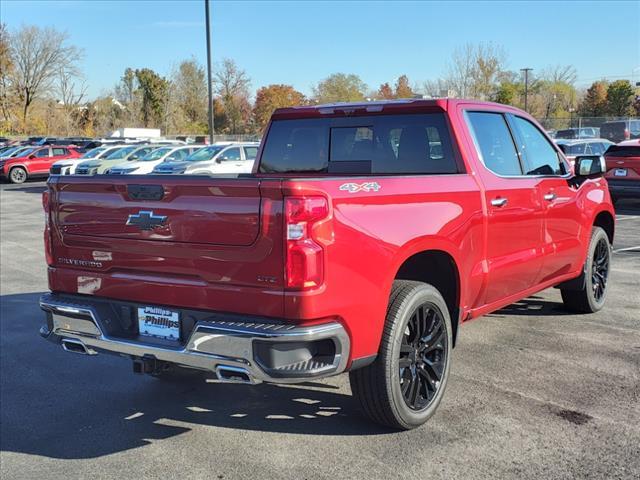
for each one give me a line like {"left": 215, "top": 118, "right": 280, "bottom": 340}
{"left": 39, "top": 294, "right": 350, "bottom": 384}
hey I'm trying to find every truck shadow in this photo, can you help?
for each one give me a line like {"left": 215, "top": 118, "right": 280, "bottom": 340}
{"left": 0, "top": 182, "right": 47, "bottom": 194}
{"left": 1, "top": 293, "right": 391, "bottom": 461}
{"left": 489, "top": 296, "right": 574, "bottom": 317}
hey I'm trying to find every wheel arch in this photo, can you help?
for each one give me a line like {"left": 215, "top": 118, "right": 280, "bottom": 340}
{"left": 593, "top": 210, "right": 614, "bottom": 244}
{"left": 393, "top": 249, "right": 462, "bottom": 347}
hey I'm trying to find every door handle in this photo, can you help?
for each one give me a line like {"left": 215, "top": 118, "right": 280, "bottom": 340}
{"left": 490, "top": 197, "right": 508, "bottom": 207}
{"left": 544, "top": 192, "right": 556, "bottom": 201}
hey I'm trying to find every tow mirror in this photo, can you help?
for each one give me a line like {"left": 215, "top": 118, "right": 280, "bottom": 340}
{"left": 574, "top": 155, "right": 606, "bottom": 178}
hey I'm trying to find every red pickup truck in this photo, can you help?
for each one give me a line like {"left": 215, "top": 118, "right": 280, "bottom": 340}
{"left": 40, "top": 99, "right": 614, "bottom": 429}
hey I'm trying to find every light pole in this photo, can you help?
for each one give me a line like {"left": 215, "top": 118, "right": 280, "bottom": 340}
{"left": 205, "top": 0, "right": 214, "bottom": 144}
{"left": 521, "top": 68, "right": 533, "bottom": 113}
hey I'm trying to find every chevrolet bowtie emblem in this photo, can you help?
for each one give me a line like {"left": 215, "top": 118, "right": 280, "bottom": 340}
{"left": 126, "top": 210, "right": 167, "bottom": 230}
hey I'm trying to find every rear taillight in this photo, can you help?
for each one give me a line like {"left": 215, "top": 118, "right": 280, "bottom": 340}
{"left": 624, "top": 128, "right": 630, "bottom": 140}
{"left": 42, "top": 189, "right": 53, "bottom": 266}
{"left": 285, "top": 196, "right": 329, "bottom": 290}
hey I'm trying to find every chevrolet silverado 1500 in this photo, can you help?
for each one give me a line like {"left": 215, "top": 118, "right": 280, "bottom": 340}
{"left": 40, "top": 99, "right": 615, "bottom": 429}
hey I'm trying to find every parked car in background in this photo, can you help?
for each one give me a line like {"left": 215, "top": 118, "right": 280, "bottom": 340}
{"left": 153, "top": 142, "right": 259, "bottom": 175}
{"left": 50, "top": 145, "right": 126, "bottom": 175}
{"left": 1, "top": 145, "right": 81, "bottom": 183}
{"left": 555, "top": 127, "right": 600, "bottom": 139}
{"left": 109, "top": 146, "right": 200, "bottom": 175}
{"left": 604, "top": 139, "right": 640, "bottom": 204}
{"left": 600, "top": 119, "right": 640, "bottom": 143}
{"left": 0, "top": 146, "right": 36, "bottom": 160}
{"left": 555, "top": 138, "right": 614, "bottom": 165}
{"left": 75, "top": 145, "right": 158, "bottom": 174}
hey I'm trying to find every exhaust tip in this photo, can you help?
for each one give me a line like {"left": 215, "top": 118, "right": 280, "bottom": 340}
{"left": 216, "top": 366, "right": 253, "bottom": 384}
{"left": 61, "top": 339, "right": 95, "bottom": 355}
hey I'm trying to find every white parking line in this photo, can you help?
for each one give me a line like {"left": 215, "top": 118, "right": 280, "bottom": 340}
{"left": 613, "top": 245, "right": 640, "bottom": 253}
{"left": 615, "top": 216, "right": 638, "bottom": 221}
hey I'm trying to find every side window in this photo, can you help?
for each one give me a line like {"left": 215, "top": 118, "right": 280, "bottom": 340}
{"left": 34, "top": 148, "right": 50, "bottom": 158}
{"left": 168, "top": 149, "right": 188, "bottom": 161}
{"left": 221, "top": 147, "right": 241, "bottom": 161}
{"left": 243, "top": 146, "right": 258, "bottom": 160}
{"left": 511, "top": 116, "right": 564, "bottom": 175}
{"left": 466, "top": 112, "right": 522, "bottom": 176}
{"left": 52, "top": 148, "right": 66, "bottom": 156}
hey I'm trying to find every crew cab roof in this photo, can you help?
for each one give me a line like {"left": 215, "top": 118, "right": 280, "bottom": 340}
{"left": 271, "top": 98, "right": 519, "bottom": 120}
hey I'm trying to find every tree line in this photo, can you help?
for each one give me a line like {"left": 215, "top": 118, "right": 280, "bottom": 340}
{"left": 1, "top": 25, "right": 638, "bottom": 137}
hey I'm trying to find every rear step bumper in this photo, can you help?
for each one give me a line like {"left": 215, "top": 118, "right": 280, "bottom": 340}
{"left": 39, "top": 293, "right": 350, "bottom": 384}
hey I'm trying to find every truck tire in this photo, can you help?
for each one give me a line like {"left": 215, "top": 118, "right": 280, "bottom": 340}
{"left": 8, "top": 167, "right": 27, "bottom": 184}
{"left": 350, "top": 280, "right": 452, "bottom": 430}
{"left": 561, "top": 226, "right": 611, "bottom": 313}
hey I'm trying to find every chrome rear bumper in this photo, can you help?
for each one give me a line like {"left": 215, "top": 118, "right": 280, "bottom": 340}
{"left": 39, "top": 293, "right": 350, "bottom": 384}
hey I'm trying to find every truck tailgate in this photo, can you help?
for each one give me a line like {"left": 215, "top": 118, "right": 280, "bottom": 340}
{"left": 47, "top": 175, "right": 285, "bottom": 317}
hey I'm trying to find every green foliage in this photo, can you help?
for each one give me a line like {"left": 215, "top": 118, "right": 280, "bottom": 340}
{"left": 313, "top": 73, "right": 367, "bottom": 103}
{"left": 135, "top": 68, "right": 169, "bottom": 127}
{"left": 606, "top": 80, "right": 634, "bottom": 116}
{"left": 493, "top": 81, "right": 521, "bottom": 106}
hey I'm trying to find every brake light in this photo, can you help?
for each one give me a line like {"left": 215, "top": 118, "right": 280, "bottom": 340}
{"left": 285, "top": 196, "right": 329, "bottom": 290}
{"left": 42, "top": 189, "right": 53, "bottom": 266}
{"left": 624, "top": 128, "right": 630, "bottom": 140}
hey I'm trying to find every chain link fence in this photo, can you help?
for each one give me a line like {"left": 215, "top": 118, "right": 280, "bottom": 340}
{"left": 538, "top": 116, "right": 639, "bottom": 133}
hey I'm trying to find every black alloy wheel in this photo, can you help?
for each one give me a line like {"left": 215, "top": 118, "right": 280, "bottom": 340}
{"left": 398, "top": 303, "right": 447, "bottom": 410}
{"left": 591, "top": 237, "right": 610, "bottom": 302}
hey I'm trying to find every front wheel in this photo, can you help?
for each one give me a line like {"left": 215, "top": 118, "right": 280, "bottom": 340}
{"left": 561, "top": 226, "right": 611, "bottom": 313}
{"left": 8, "top": 167, "right": 27, "bottom": 184}
{"left": 350, "top": 280, "right": 452, "bottom": 430}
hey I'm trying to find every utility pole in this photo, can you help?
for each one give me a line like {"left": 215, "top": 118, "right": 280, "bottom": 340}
{"left": 521, "top": 68, "right": 533, "bottom": 113}
{"left": 205, "top": 0, "right": 214, "bottom": 144}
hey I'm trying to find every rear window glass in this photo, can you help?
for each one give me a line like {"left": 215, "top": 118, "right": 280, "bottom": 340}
{"left": 259, "top": 113, "right": 459, "bottom": 174}
{"left": 605, "top": 146, "right": 640, "bottom": 157}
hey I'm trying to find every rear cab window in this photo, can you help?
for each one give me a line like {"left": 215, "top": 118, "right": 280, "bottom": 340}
{"left": 259, "top": 113, "right": 460, "bottom": 175}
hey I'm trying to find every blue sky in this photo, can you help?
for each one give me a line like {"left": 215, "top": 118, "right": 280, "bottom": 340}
{"left": 2, "top": 0, "right": 639, "bottom": 99}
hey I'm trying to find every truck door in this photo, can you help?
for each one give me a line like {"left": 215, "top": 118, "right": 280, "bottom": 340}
{"left": 465, "top": 111, "right": 545, "bottom": 305}
{"left": 507, "top": 114, "right": 584, "bottom": 283}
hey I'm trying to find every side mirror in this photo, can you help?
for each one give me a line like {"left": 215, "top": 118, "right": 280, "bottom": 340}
{"left": 216, "top": 156, "right": 227, "bottom": 163}
{"left": 28, "top": 154, "right": 35, "bottom": 159}
{"left": 574, "top": 155, "right": 606, "bottom": 178}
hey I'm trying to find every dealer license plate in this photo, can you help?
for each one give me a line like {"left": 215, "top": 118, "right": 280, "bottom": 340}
{"left": 138, "top": 306, "right": 180, "bottom": 341}
{"left": 614, "top": 168, "right": 628, "bottom": 177}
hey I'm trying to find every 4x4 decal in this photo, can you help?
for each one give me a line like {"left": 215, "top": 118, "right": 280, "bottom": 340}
{"left": 339, "top": 182, "right": 381, "bottom": 193}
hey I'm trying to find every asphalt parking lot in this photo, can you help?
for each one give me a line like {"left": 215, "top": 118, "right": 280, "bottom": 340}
{"left": 1, "top": 180, "right": 639, "bottom": 480}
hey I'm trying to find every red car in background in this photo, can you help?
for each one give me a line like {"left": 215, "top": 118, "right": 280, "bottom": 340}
{"left": 604, "top": 139, "right": 640, "bottom": 204}
{"left": 0, "top": 145, "right": 82, "bottom": 184}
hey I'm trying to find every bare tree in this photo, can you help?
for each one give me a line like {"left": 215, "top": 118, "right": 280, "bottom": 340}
{"left": 57, "top": 66, "right": 87, "bottom": 135}
{"left": 445, "top": 43, "right": 476, "bottom": 98}
{"left": 9, "top": 25, "right": 82, "bottom": 128}
{"left": 471, "top": 43, "right": 506, "bottom": 100}
{"left": 0, "top": 24, "right": 15, "bottom": 124}
{"left": 443, "top": 42, "right": 506, "bottom": 100}
{"left": 214, "top": 58, "right": 251, "bottom": 133}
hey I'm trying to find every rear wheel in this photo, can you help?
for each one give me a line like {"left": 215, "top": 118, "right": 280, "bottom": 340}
{"left": 561, "top": 226, "right": 611, "bottom": 313}
{"left": 350, "top": 280, "right": 452, "bottom": 430}
{"left": 8, "top": 167, "right": 27, "bottom": 184}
